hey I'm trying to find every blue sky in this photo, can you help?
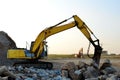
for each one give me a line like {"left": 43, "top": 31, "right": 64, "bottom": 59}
{"left": 0, "top": 0, "right": 120, "bottom": 54}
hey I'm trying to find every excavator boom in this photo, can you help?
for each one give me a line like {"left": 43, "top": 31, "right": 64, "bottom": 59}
{"left": 31, "top": 15, "right": 102, "bottom": 65}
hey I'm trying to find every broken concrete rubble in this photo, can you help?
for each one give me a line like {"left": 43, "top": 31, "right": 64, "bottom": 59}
{"left": 82, "top": 60, "right": 100, "bottom": 79}
{"left": 0, "top": 59, "right": 119, "bottom": 80}
{"left": 8, "top": 66, "right": 65, "bottom": 80}
{"left": 78, "top": 61, "right": 88, "bottom": 69}
{"left": 61, "top": 62, "right": 77, "bottom": 71}
{"left": 61, "top": 59, "right": 120, "bottom": 80}
{"left": 83, "top": 65, "right": 99, "bottom": 78}
{"left": 61, "top": 62, "right": 79, "bottom": 80}
{"left": 100, "top": 59, "right": 117, "bottom": 75}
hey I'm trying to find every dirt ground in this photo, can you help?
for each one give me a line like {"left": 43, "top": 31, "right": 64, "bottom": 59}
{"left": 45, "top": 58, "right": 120, "bottom": 70}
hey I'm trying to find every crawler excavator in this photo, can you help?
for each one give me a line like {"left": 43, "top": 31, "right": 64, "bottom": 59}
{"left": 7, "top": 15, "right": 102, "bottom": 69}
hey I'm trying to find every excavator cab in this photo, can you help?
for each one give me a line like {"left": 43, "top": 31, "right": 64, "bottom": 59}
{"left": 30, "top": 40, "right": 48, "bottom": 58}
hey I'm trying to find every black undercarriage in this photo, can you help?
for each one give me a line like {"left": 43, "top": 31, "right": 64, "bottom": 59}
{"left": 13, "top": 60, "right": 53, "bottom": 69}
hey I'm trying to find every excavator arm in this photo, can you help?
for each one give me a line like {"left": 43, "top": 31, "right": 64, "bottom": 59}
{"left": 31, "top": 15, "right": 102, "bottom": 65}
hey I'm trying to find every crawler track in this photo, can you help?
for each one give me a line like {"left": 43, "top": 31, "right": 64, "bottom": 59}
{"left": 13, "top": 61, "right": 53, "bottom": 69}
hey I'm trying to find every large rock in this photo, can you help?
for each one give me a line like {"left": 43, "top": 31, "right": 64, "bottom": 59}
{"left": 61, "top": 62, "right": 77, "bottom": 71}
{"left": 61, "top": 62, "right": 79, "bottom": 80}
{"left": 0, "top": 31, "right": 16, "bottom": 65}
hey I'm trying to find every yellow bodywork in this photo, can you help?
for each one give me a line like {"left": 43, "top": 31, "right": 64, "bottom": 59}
{"left": 7, "top": 49, "right": 33, "bottom": 59}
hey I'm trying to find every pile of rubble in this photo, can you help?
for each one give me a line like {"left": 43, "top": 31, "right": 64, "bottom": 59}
{"left": 0, "top": 59, "right": 119, "bottom": 80}
{"left": 0, "top": 65, "right": 68, "bottom": 80}
{"left": 61, "top": 59, "right": 120, "bottom": 80}
{"left": 0, "top": 31, "right": 16, "bottom": 65}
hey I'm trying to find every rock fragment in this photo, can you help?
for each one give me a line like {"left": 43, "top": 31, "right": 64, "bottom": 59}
{"left": 78, "top": 61, "right": 87, "bottom": 69}
{"left": 0, "top": 66, "right": 18, "bottom": 80}
{"left": 100, "top": 59, "right": 117, "bottom": 75}
{"left": 61, "top": 62, "right": 79, "bottom": 80}
{"left": 61, "top": 62, "right": 77, "bottom": 71}
{"left": 61, "top": 70, "right": 68, "bottom": 78}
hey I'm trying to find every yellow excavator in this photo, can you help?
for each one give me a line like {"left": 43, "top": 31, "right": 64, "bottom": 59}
{"left": 7, "top": 15, "right": 102, "bottom": 69}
